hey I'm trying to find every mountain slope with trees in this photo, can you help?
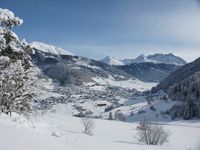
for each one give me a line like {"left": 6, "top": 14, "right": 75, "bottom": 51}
{"left": 153, "top": 57, "right": 200, "bottom": 119}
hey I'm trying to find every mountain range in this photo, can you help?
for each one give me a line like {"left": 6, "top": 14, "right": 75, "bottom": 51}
{"left": 29, "top": 42, "right": 182, "bottom": 83}
{"left": 29, "top": 42, "right": 133, "bottom": 86}
{"left": 101, "top": 54, "right": 187, "bottom": 66}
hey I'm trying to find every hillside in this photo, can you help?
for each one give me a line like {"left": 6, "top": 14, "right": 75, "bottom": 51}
{"left": 154, "top": 57, "right": 200, "bottom": 91}
{"left": 153, "top": 57, "right": 200, "bottom": 119}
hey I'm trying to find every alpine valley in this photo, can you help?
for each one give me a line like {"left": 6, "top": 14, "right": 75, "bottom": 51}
{"left": 0, "top": 8, "right": 199, "bottom": 150}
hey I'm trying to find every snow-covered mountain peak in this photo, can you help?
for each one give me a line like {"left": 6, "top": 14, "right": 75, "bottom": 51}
{"left": 101, "top": 56, "right": 124, "bottom": 65}
{"left": 147, "top": 53, "right": 187, "bottom": 66}
{"left": 138, "top": 54, "right": 145, "bottom": 57}
{"left": 30, "top": 41, "right": 73, "bottom": 56}
{"left": 134, "top": 54, "right": 146, "bottom": 60}
{"left": 122, "top": 53, "right": 186, "bottom": 66}
{"left": 122, "top": 54, "right": 154, "bottom": 64}
{"left": 133, "top": 54, "right": 152, "bottom": 63}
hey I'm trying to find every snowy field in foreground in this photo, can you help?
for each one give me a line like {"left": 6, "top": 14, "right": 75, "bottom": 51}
{"left": 0, "top": 110, "right": 199, "bottom": 150}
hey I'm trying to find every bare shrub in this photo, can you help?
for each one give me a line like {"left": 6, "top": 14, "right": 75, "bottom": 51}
{"left": 137, "top": 120, "right": 170, "bottom": 145}
{"left": 114, "top": 110, "right": 125, "bottom": 121}
{"left": 81, "top": 118, "right": 95, "bottom": 135}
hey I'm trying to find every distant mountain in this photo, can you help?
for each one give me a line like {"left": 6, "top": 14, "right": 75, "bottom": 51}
{"left": 99, "top": 53, "right": 185, "bottom": 82}
{"left": 101, "top": 53, "right": 186, "bottom": 66}
{"left": 117, "top": 62, "right": 178, "bottom": 82}
{"left": 147, "top": 53, "right": 187, "bottom": 66}
{"left": 122, "top": 53, "right": 187, "bottom": 66}
{"left": 122, "top": 54, "right": 156, "bottom": 64}
{"left": 30, "top": 41, "right": 74, "bottom": 56}
{"left": 100, "top": 56, "right": 124, "bottom": 65}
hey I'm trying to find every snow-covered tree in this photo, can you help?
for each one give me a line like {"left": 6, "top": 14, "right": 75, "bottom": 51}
{"left": 114, "top": 110, "right": 125, "bottom": 122}
{"left": 0, "top": 8, "right": 36, "bottom": 116}
{"left": 0, "top": 8, "right": 23, "bottom": 29}
{"left": 0, "top": 8, "right": 23, "bottom": 50}
{"left": 0, "top": 61, "right": 35, "bottom": 116}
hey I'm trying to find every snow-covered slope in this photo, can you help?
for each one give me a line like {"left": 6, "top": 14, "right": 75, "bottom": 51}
{"left": 155, "top": 57, "right": 200, "bottom": 92}
{"left": 30, "top": 41, "right": 73, "bottom": 56}
{"left": 122, "top": 53, "right": 186, "bottom": 66}
{"left": 92, "top": 76, "right": 156, "bottom": 92}
{"left": 0, "top": 109, "right": 199, "bottom": 150}
{"left": 101, "top": 56, "right": 124, "bottom": 65}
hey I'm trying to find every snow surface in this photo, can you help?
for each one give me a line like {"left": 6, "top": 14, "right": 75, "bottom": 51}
{"left": 0, "top": 109, "right": 199, "bottom": 150}
{"left": 30, "top": 41, "right": 73, "bottom": 56}
{"left": 0, "top": 56, "right": 10, "bottom": 65}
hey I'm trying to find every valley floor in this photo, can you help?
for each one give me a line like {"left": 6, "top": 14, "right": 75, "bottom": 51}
{"left": 0, "top": 76, "right": 198, "bottom": 150}
{"left": 1, "top": 110, "right": 200, "bottom": 150}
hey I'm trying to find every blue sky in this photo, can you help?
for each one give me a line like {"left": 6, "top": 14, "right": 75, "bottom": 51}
{"left": 2, "top": 0, "right": 200, "bottom": 61}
